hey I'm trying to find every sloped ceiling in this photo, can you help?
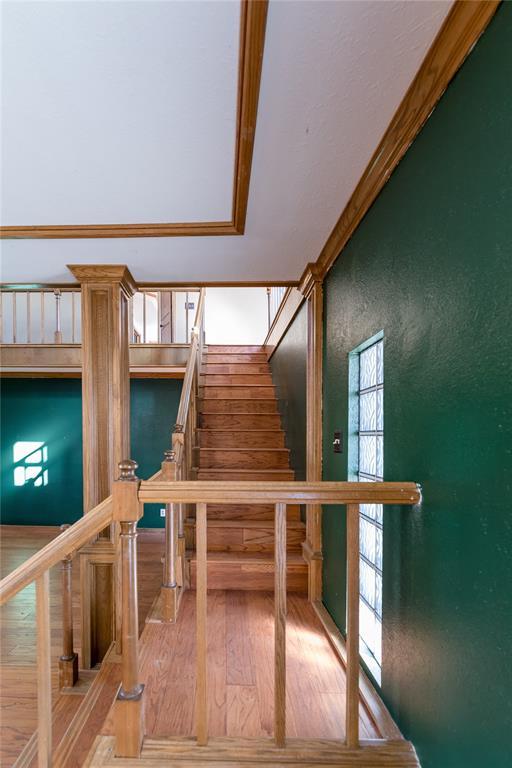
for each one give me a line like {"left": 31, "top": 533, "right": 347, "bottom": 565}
{"left": 0, "top": 0, "right": 452, "bottom": 283}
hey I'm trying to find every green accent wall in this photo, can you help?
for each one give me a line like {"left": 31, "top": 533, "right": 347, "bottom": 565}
{"left": 0, "top": 378, "right": 182, "bottom": 528}
{"left": 129, "top": 378, "right": 182, "bottom": 527}
{"left": 269, "top": 302, "right": 307, "bottom": 482}
{"left": 322, "top": 5, "right": 512, "bottom": 768}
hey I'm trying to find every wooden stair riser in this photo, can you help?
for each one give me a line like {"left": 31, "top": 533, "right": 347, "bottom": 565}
{"left": 185, "top": 521, "right": 305, "bottom": 553}
{"left": 203, "top": 353, "right": 268, "bottom": 364}
{"left": 201, "top": 503, "right": 301, "bottom": 521}
{"left": 200, "top": 386, "right": 275, "bottom": 399}
{"left": 198, "top": 429, "right": 285, "bottom": 448}
{"left": 201, "top": 363, "right": 270, "bottom": 374}
{"left": 199, "top": 448, "right": 290, "bottom": 470}
{"left": 199, "top": 413, "right": 282, "bottom": 429}
{"left": 189, "top": 559, "right": 308, "bottom": 592}
{"left": 199, "top": 374, "right": 273, "bottom": 386}
{"left": 197, "top": 469, "right": 295, "bottom": 481}
{"left": 206, "top": 345, "right": 265, "bottom": 354}
{"left": 198, "top": 399, "right": 278, "bottom": 414}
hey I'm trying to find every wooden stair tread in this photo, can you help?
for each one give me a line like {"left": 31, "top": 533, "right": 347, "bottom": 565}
{"left": 198, "top": 447, "right": 289, "bottom": 453}
{"left": 185, "top": 518, "right": 305, "bottom": 529}
{"left": 188, "top": 550, "right": 306, "bottom": 565}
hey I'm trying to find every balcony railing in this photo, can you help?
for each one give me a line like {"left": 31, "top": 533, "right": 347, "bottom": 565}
{"left": 0, "top": 286, "right": 200, "bottom": 345}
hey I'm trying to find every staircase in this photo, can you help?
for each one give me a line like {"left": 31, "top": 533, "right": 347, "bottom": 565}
{"left": 187, "top": 345, "right": 307, "bottom": 592}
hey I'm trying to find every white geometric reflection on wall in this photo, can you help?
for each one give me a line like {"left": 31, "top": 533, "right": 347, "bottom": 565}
{"left": 13, "top": 441, "right": 48, "bottom": 487}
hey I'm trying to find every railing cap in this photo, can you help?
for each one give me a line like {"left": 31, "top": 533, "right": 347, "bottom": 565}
{"left": 118, "top": 459, "right": 139, "bottom": 481}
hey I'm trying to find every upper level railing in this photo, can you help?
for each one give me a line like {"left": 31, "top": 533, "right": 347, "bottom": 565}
{"left": 266, "top": 285, "right": 287, "bottom": 329}
{"left": 0, "top": 472, "right": 420, "bottom": 765}
{"left": 0, "top": 286, "right": 199, "bottom": 345}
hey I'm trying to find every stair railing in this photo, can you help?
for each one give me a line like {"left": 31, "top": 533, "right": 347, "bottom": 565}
{"left": 113, "top": 476, "right": 421, "bottom": 757}
{"left": 0, "top": 497, "right": 115, "bottom": 767}
{"left": 157, "top": 288, "right": 205, "bottom": 618}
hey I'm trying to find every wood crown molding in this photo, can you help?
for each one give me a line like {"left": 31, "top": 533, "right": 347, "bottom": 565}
{"left": 67, "top": 264, "right": 138, "bottom": 296}
{"left": 300, "top": 0, "right": 501, "bottom": 287}
{"left": 299, "top": 264, "right": 322, "bottom": 298}
{"left": 0, "top": 0, "right": 268, "bottom": 241}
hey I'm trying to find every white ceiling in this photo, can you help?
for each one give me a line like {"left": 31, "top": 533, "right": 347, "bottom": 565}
{"left": 0, "top": 0, "right": 452, "bottom": 284}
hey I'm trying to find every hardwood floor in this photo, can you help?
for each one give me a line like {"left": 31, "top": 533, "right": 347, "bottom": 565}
{"left": 0, "top": 525, "right": 162, "bottom": 767}
{"left": 1, "top": 525, "right": 381, "bottom": 767}
{"left": 102, "top": 589, "right": 378, "bottom": 742}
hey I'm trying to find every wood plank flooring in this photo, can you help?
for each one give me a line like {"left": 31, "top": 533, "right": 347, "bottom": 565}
{"left": 102, "top": 589, "right": 378, "bottom": 742}
{"left": 1, "top": 525, "right": 383, "bottom": 767}
{"left": 0, "top": 525, "right": 162, "bottom": 767}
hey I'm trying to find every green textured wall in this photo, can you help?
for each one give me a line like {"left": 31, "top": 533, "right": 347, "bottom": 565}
{"left": 322, "top": 5, "right": 512, "bottom": 768}
{"left": 269, "top": 303, "right": 307, "bottom": 481}
{"left": 0, "top": 378, "right": 182, "bottom": 528}
{"left": 129, "top": 378, "right": 182, "bottom": 527}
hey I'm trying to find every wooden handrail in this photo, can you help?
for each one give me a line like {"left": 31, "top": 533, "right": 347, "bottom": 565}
{"left": 131, "top": 480, "right": 420, "bottom": 752}
{"left": 0, "top": 496, "right": 113, "bottom": 605}
{"left": 138, "top": 480, "right": 421, "bottom": 506}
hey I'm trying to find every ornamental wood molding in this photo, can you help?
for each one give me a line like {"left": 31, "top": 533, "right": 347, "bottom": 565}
{"left": 300, "top": 0, "right": 501, "bottom": 286}
{"left": 67, "top": 264, "right": 137, "bottom": 296}
{"left": 0, "top": 0, "right": 268, "bottom": 241}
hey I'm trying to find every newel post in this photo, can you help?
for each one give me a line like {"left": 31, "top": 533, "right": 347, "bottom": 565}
{"left": 113, "top": 459, "right": 144, "bottom": 758}
{"left": 161, "top": 449, "right": 179, "bottom": 620}
{"left": 58, "top": 524, "right": 79, "bottom": 688}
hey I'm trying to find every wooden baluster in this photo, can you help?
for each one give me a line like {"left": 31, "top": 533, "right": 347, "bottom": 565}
{"left": 196, "top": 502, "right": 207, "bottom": 746}
{"left": 113, "top": 459, "right": 144, "bottom": 758}
{"left": 161, "top": 450, "right": 178, "bottom": 621}
{"left": 346, "top": 503, "right": 360, "bottom": 748}
{"left": 274, "top": 502, "right": 287, "bottom": 747}
{"left": 36, "top": 571, "right": 52, "bottom": 768}
{"left": 54, "top": 289, "right": 63, "bottom": 344}
{"left": 58, "top": 525, "right": 78, "bottom": 689}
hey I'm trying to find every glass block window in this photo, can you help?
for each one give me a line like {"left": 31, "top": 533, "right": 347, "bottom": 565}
{"left": 357, "top": 339, "right": 383, "bottom": 682}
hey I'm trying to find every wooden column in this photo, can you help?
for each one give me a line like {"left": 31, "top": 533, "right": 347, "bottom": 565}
{"left": 113, "top": 460, "right": 144, "bottom": 758}
{"left": 300, "top": 265, "right": 324, "bottom": 602}
{"left": 68, "top": 264, "right": 137, "bottom": 668}
{"left": 274, "top": 502, "right": 287, "bottom": 747}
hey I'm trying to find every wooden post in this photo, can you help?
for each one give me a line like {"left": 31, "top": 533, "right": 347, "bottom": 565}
{"left": 274, "top": 502, "right": 287, "bottom": 747}
{"left": 196, "top": 502, "right": 208, "bottom": 746}
{"left": 58, "top": 525, "right": 78, "bottom": 689}
{"left": 113, "top": 459, "right": 144, "bottom": 758}
{"left": 300, "top": 266, "right": 324, "bottom": 602}
{"left": 161, "top": 450, "right": 178, "bottom": 621}
{"left": 346, "top": 503, "right": 360, "bottom": 748}
{"left": 68, "top": 264, "right": 137, "bottom": 668}
{"left": 36, "top": 571, "right": 52, "bottom": 768}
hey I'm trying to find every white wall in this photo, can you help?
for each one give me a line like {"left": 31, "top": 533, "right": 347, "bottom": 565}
{"left": 204, "top": 288, "right": 268, "bottom": 345}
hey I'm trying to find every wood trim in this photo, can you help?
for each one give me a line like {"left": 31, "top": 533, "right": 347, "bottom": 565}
{"left": 300, "top": 0, "right": 501, "bottom": 285}
{"left": 311, "top": 601, "right": 403, "bottom": 741}
{"left": 305, "top": 278, "right": 323, "bottom": 602}
{"left": 138, "top": 481, "right": 421, "bottom": 506}
{"left": 0, "top": 1, "right": 268, "bottom": 241}
{"left": 232, "top": 0, "right": 268, "bottom": 233}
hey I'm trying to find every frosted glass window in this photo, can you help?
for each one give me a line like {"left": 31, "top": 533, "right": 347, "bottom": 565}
{"left": 357, "top": 338, "right": 383, "bottom": 682}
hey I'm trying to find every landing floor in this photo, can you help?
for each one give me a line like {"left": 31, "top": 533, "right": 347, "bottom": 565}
{"left": 100, "top": 589, "right": 379, "bottom": 741}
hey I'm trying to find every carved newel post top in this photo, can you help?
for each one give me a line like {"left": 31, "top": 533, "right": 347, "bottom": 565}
{"left": 173, "top": 423, "right": 184, "bottom": 434}
{"left": 164, "top": 449, "right": 176, "bottom": 463}
{"left": 118, "top": 459, "right": 139, "bottom": 482}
